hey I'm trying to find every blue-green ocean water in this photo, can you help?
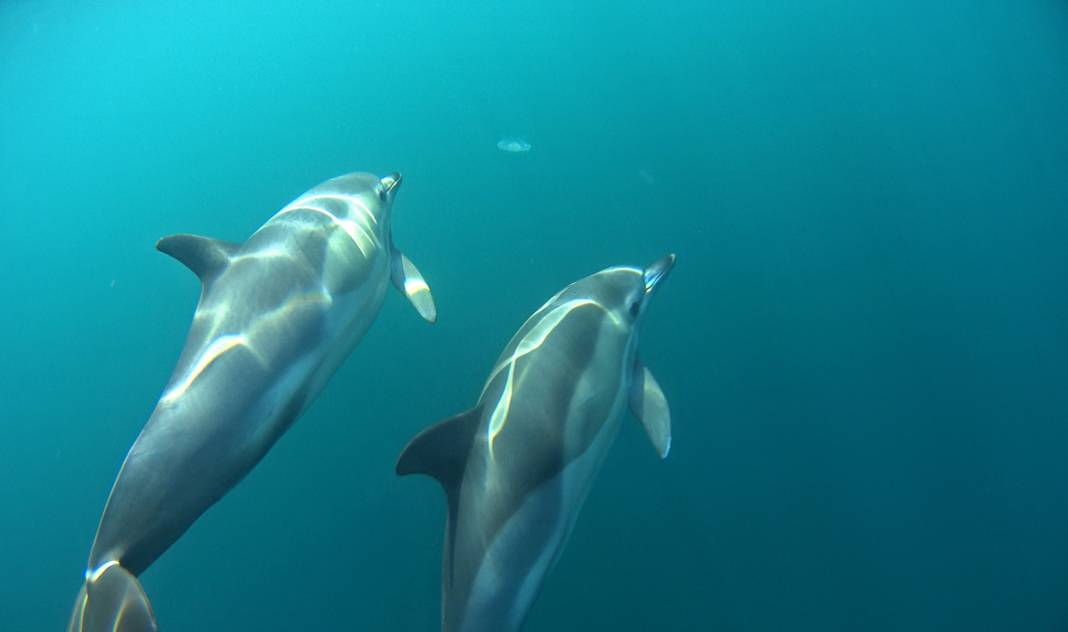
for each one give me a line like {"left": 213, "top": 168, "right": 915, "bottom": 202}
{"left": 2, "top": 2, "right": 1067, "bottom": 630}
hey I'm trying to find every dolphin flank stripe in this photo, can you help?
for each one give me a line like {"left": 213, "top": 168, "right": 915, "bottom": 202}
{"left": 480, "top": 298, "right": 599, "bottom": 399}
{"left": 484, "top": 299, "right": 603, "bottom": 458}
{"left": 167, "top": 288, "right": 334, "bottom": 400}
{"left": 274, "top": 201, "right": 378, "bottom": 257}
{"left": 160, "top": 334, "right": 255, "bottom": 403}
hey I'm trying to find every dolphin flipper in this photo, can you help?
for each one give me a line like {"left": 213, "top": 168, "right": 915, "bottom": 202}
{"left": 69, "top": 562, "right": 157, "bottom": 632}
{"left": 390, "top": 248, "right": 437, "bottom": 323}
{"left": 629, "top": 363, "right": 672, "bottom": 458}
{"left": 156, "top": 233, "right": 240, "bottom": 283}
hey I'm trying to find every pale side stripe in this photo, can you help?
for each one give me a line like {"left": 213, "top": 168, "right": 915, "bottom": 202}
{"left": 271, "top": 193, "right": 379, "bottom": 257}
{"left": 482, "top": 298, "right": 599, "bottom": 455}
{"left": 160, "top": 334, "right": 254, "bottom": 403}
{"left": 86, "top": 559, "right": 119, "bottom": 582}
{"left": 164, "top": 291, "right": 331, "bottom": 404}
{"left": 480, "top": 298, "right": 600, "bottom": 399}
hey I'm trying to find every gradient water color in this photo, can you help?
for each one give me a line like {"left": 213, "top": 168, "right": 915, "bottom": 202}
{"left": 1, "top": 2, "right": 1066, "bottom": 630}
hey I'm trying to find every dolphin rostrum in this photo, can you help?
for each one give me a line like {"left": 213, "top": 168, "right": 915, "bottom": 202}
{"left": 69, "top": 172, "right": 436, "bottom": 632}
{"left": 397, "top": 255, "right": 675, "bottom": 631}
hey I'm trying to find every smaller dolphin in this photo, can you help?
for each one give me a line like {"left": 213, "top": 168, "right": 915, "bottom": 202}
{"left": 397, "top": 255, "right": 676, "bottom": 632}
{"left": 69, "top": 172, "right": 436, "bottom": 632}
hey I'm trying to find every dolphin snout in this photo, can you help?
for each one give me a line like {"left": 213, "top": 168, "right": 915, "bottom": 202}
{"left": 381, "top": 172, "right": 403, "bottom": 195}
{"left": 643, "top": 253, "right": 676, "bottom": 294}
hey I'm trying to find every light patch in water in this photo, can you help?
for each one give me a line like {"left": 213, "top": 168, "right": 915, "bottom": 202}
{"left": 497, "top": 137, "right": 532, "bottom": 153}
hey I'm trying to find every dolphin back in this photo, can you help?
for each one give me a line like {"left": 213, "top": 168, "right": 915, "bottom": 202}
{"left": 69, "top": 563, "right": 157, "bottom": 632}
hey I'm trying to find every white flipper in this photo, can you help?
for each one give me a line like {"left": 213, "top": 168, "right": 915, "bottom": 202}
{"left": 391, "top": 248, "right": 437, "bottom": 323}
{"left": 69, "top": 562, "right": 157, "bottom": 632}
{"left": 629, "top": 363, "right": 672, "bottom": 458}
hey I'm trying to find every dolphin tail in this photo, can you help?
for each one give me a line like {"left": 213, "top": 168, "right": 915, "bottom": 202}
{"left": 69, "top": 562, "right": 158, "bottom": 632}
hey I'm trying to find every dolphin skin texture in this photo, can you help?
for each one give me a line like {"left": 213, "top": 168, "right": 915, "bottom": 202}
{"left": 69, "top": 172, "right": 436, "bottom": 632}
{"left": 398, "top": 254, "right": 675, "bottom": 632}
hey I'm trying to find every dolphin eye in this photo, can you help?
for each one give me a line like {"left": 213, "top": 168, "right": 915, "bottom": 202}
{"left": 628, "top": 299, "right": 641, "bottom": 318}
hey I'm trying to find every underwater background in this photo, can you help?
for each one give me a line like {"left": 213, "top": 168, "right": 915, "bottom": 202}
{"left": 2, "top": 1, "right": 1067, "bottom": 630}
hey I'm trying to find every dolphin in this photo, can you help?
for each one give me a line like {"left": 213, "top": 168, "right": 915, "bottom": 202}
{"left": 69, "top": 172, "right": 436, "bottom": 632}
{"left": 397, "top": 255, "right": 675, "bottom": 632}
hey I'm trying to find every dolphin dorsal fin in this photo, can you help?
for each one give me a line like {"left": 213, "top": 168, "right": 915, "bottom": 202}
{"left": 396, "top": 406, "right": 481, "bottom": 490}
{"left": 156, "top": 234, "right": 240, "bottom": 283}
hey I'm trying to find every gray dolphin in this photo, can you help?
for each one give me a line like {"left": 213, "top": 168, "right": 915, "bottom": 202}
{"left": 397, "top": 255, "right": 675, "bottom": 632}
{"left": 69, "top": 172, "right": 436, "bottom": 632}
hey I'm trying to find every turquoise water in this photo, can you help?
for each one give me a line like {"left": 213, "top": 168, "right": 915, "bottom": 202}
{"left": 2, "top": 1, "right": 1067, "bottom": 630}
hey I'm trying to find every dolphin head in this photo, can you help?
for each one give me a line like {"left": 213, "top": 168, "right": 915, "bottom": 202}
{"left": 373, "top": 172, "right": 403, "bottom": 241}
{"left": 313, "top": 171, "right": 402, "bottom": 226}
{"left": 378, "top": 171, "right": 402, "bottom": 205}
{"left": 577, "top": 254, "right": 676, "bottom": 328}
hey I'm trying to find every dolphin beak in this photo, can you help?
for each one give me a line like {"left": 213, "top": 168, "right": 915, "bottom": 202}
{"left": 380, "top": 172, "right": 403, "bottom": 195}
{"left": 643, "top": 253, "right": 676, "bottom": 294}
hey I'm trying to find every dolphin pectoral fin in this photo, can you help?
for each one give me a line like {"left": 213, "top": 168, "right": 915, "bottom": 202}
{"left": 629, "top": 363, "right": 672, "bottom": 458}
{"left": 69, "top": 562, "right": 158, "bottom": 632}
{"left": 396, "top": 406, "right": 481, "bottom": 488}
{"left": 156, "top": 233, "right": 240, "bottom": 283}
{"left": 391, "top": 249, "right": 437, "bottom": 323}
